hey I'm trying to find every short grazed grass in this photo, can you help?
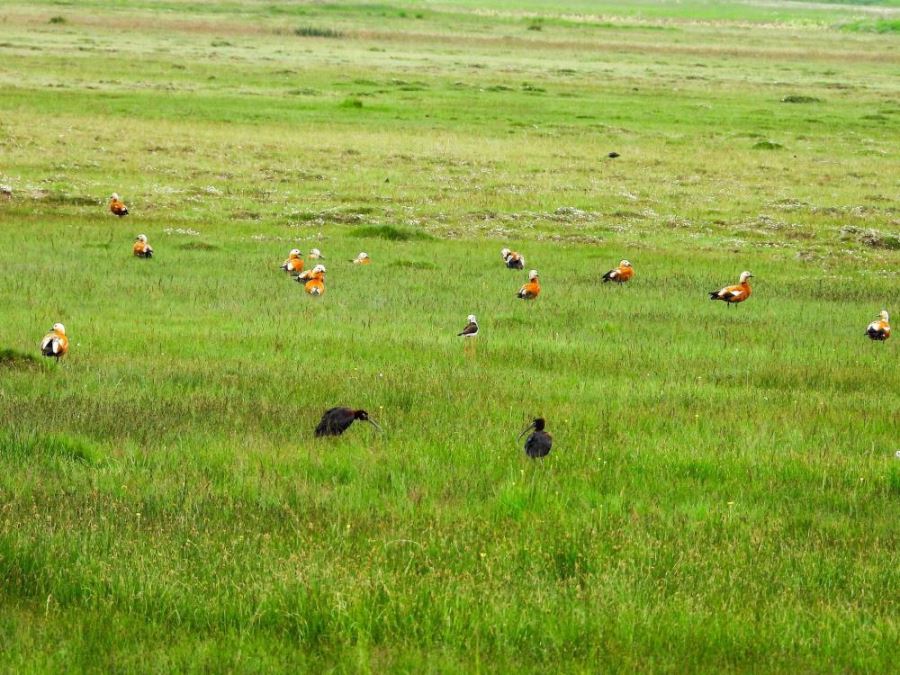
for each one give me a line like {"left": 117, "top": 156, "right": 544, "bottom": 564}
{"left": 0, "top": 0, "right": 898, "bottom": 671}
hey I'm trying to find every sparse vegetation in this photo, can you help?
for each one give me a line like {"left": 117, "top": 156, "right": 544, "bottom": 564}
{"left": 841, "top": 225, "right": 900, "bottom": 250}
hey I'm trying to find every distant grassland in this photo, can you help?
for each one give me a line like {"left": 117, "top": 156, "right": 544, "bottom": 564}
{"left": 0, "top": 0, "right": 898, "bottom": 672}
{"left": 841, "top": 17, "right": 900, "bottom": 31}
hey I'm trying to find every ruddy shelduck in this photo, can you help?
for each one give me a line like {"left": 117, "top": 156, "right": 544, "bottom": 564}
{"left": 309, "top": 248, "right": 324, "bottom": 260}
{"left": 517, "top": 270, "right": 541, "bottom": 300}
{"left": 866, "top": 310, "right": 891, "bottom": 342}
{"left": 352, "top": 252, "right": 371, "bottom": 265}
{"left": 295, "top": 263, "right": 323, "bottom": 283}
{"left": 299, "top": 264, "right": 326, "bottom": 296}
{"left": 281, "top": 248, "right": 304, "bottom": 274}
{"left": 501, "top": 247, "right": 525, "bottom": 270}
{"left": 40, "top": 323, "right": 68, "bottom": 362}
{"left": 602, "top": 259, "right": 633, "bottom": 284}
{"left": 709, "top": 271, "right": 752, "bottom": 306}
{"left": 132, "top": 234, "right": 153, "bottom": 258}
{"left": 109, "top": 193, "right": 128, "bottom": 217}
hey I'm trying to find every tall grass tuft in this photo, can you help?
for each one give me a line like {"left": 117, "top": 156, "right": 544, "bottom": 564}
{"left": 294, "top": 26, "right": 344, "bottom": 38}
{"left": 0, "top": 348, "right": 42, "bottom": 370}
{"left": 782, "top": 95, "right": 822, "bottom": 104}
{"left": 351, "top": 225, "right": 435, "bottom": 241}
{"left": 1, "top": 432, "right": 102, "bottom": 465}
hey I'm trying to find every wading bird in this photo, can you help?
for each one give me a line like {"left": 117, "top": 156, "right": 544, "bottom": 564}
{"left": 298, "top": 264, "right": 326, "bottom": 295}
{"left": 602, "top": 259, "right": 633, "bottom": 284}
{"left": 315, "top": 407, "right": 382, "bottom": 437}
{"left": 281, "top": 249, "right": 304, "bottom": 274}
{"left": 866, "top": 310, "right": 891, "bottom": 342}
{"left": 517, "top": 270, "right": 541, "bottom": 300}
{"left": 40, "top": 323, "right": 68, "bottom": 362}
{"left": 518, "top": 417, "right": 552, "bottom": 458}
{"left": 352, "top": 252, "right": 371, "bottom": 265}
{"left": 109, "top": 193, "right": 128, "bottom": 217}
{"left": 132, "top": 234, "right": 153, "bottom": 258}
{"left": 501, "top": 248, "right": 525, "bottom": 269}
{"left": 709, "top": 271, "right": 752, "bottom": 307}
{"left": 309, "top": 248, "right": 324, "bottom": 260}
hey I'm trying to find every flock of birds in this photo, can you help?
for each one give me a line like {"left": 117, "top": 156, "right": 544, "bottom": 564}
{"left": 278, "top": 247, "right": 371, "bottom": 296}
{"left": 35, "top": 193, "right": 894, "bottom": 458}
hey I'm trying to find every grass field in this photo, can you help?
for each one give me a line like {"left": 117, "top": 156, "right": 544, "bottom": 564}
{"left": 1, "top": 0, "right": 898, "bottom": 671}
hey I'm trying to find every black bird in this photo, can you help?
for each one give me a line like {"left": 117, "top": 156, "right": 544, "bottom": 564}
{"left": 607, "top": 151, "right": 620, "bottom": 158}
{"left": 518, "top": 417, "right": 552, "bottom": 458}
{"left": 315, "top": 407, "right": 382, "bottom": 437}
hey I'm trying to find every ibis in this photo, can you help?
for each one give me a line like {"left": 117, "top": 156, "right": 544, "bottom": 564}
{"left": 518, "top": 418, "right": 552, "bottom": 458}
{"left": 315, "top": 407, "right": 382, "bottom": 437}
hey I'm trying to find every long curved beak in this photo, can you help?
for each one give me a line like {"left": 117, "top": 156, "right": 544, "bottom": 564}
{"left": 517, "top": 422, "right": 535, "bottom": 440}
{"left": 366, "top": 419, "right": 382, "bottom": 432}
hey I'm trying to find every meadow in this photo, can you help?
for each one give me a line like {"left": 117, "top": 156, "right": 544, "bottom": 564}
{"left": 0, "top": 0, "right": 898, "bottom": 671}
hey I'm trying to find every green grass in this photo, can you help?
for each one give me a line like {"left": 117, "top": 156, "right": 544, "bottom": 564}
{"left": 841, "top": 18, "right": 900, "bottom": 32}
{"left": 0, "top": 0, "right": 898, "bottom": 671}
